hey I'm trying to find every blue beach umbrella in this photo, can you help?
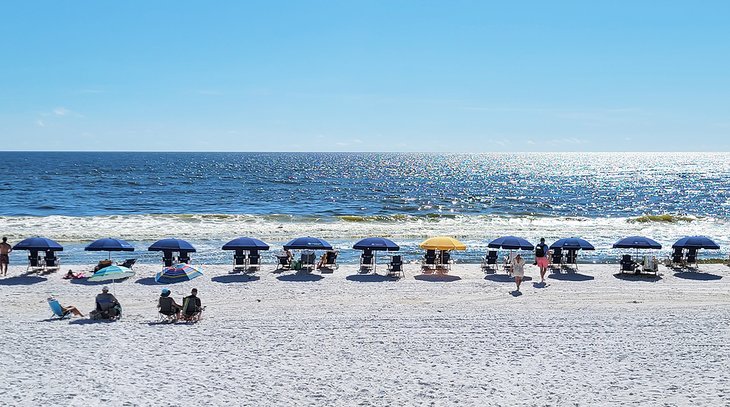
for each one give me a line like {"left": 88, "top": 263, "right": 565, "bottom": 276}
{"left": 85, "top": 237, "right": 135, "bottom": 260}
{"left": 13, "top": 237, "right": 64, "bottom": 252}
{"left": 612, "top": 236, "right": 662, "bottom": 250}
{"left": 222, "top": 237, "right": 270, "bottom": 251}
{"left": 155, "top": 264, "right": 203, "bottom": 284}
{"left": 672, "top": 236, "right": 720, "bottom": 250}
{"left": 88, "top": 265, "right": 135, "bottom": 282}
{"left": 283, "top": 236, "right": 333, "bottom": 250}
{"left": 550, "top": 238, "right": 595, "bottom": 251}
{"left": 148, "top": 238, "right": 197, "bottom": 252}
{"left": 488, "top": 236, "right": 535, "bottom": 251}
{"left": 353, "top": 237, "right": 400, "bottom": 251}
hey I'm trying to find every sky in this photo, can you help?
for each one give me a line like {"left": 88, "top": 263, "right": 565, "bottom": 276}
{"left": 1, "top": 1, "right": 729, "bottom": 152}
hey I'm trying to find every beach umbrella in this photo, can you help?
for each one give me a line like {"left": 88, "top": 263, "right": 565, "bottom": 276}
{"left": 222, "top": 237, "right": 270, "bottom": 251}
{"left": 85, "top": 237, "right": 135, "bottom": 260}
{"left": 419, "top": 236, "right": 466, "bottom": 251}
{"left": 550, "top": 238, "right": 595, "bottom": 251}
{"left": 283, "top": 236, "right": 332, "bottom": 250}
{"left": 13, "top": 237, "right": 64, "bottom": 252}
{"left": 148, "top": 238, "right": 197, "bottom": 252}
{"left": 155, "top": 264, "right": 203, "bottom": 284}
{"left": 612, "top": 236, "right": 662, "bottom": 249}
{"left": 88, "top": 265, "right": 135, "bottom": 282}
{"left": 353, "top": 237, "right": 400, "bottom": 251}
{"left": 672, "top": 236, "right": 720, "bottom": 250}
{"left": 488, "top": 236, "right": 534, "bottom": 250}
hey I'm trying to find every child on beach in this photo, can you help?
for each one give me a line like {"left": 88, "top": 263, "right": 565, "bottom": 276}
{"left": 512, "top": 254, "right": 526, "bottom": 291}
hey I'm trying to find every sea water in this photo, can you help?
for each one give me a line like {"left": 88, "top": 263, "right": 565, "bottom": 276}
{"left": 0, "top": 152, "right": 728, "bottom": 264}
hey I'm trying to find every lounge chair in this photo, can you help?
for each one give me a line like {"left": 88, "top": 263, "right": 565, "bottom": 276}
{"left": 48, "top": 298, "right": 71, "bottom": 320}
{"left": 620, "top": 254, "right": 639, "bottom": 274}
{"left": 550, "top": 248, "right": 563, "bottom": 270}
{"left": 233, "top": 252, "right": 246, "bottom": 271}
{"left": 481, "top": 250, "right": 498, "bottom": 272}
{"left": 119, "top": 258, "right": 137, "bottom": 269}
{"left": 93, "top": 259, "right": 113, "bottom": 273}
{"left": 360, "top": 253, "right": 374, "bottom": 273}
{"left": 387, "top": 255, "right": 404, "bottom": 278}
{"left": 43, "top": 252, "right": 61, "bottom": 273}
{"left": 319, "top": 250, "right": 339, "bottom": 270}
{"left": 670, "top": 248, "right": 684, "bottom": 267}
{"left": 565, "top": 249, "right": 578, "bottom": 270}
{"left": 422, "top": 250, "right": 437, "bottom": 271}
{"left": 248, "top": 250, "right": 261, "bottom": 271}
{"left": 300, "top": 251, "right": 316, "bottom": 272}
{"left": 27, "top": 252, "right": 44, "bottom": 273}
{"left": 276, "top": 254, "right": 291, "bottom": 270}
{"left": 438, "top": 251, "right": 452, "bottom": 272}
{"left": 642, "top": 256, "right": 658, "bottom": 274}
{"left": 685, "top": 249, "right": 698, "bottom": 267}
{"left": 503, "top": 253, "right": 515, "bottom": 275}
{"left": 178, "top": 251, "right": 191, "bottom": 264}
{"left": 162, "top": 253, "right": 174, "bottom": 267}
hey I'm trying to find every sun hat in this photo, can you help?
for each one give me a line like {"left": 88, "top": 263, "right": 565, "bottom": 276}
{"left": 161, "top": 288, "right": 170, "bottom": 296}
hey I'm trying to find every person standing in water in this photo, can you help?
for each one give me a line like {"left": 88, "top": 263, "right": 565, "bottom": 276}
{"left": 0, "top": 237, "right": 12, "bottom": 277}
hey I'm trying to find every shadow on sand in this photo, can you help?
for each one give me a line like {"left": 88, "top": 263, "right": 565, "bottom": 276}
{"left": 613, "top": 273, "right": 662, "bottom": 282}
{"left": 414, "top": 273, "right": 461, "bottom": 282}
{"left": 548, "top": 272, "right": 595, "bottom": 282}
{"left": 70, "top": 278, "right": 107, "bottom": 286}
{"left": 134, "top": 277, "right": 159, "bottom": 286}
{"left": 69, "top": 318, "right": 118, "bottom": 325}
{"left": 484, "top": 274, "right": 532, "bottom": 283}
{"left": 212, "top": 274, "right": 261, "bottom": 284}
{"left": 674, "top": 271, "right": 723, "bottom": 281}
{"left": 277, "top": 272, "right": 324, "bottom": 282}
{"left": 346, "top": 274, "right": 390, "bottom": 283}
{"left": 510, "top": 290, "right": 523, "bottom": 297}
{"left": 0, "top": 275, "right": 48, "bottom": 286}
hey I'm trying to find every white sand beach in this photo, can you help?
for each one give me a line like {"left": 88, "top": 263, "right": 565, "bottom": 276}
{"left": 1, "top": 262, "right": 729, "bottom": 406}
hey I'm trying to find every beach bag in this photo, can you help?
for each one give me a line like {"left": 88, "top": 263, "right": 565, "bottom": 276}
{"left": 535, "top": 244, "right": 545, "bottom": 258}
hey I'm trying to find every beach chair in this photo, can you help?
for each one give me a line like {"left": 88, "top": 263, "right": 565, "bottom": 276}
{"left": 642, "top": 256, "right": 658, "bottom": 274}
{"left": 94, "top": 300, "right": 121, "bottom": 320}
{"left": 43, "top": 252, "right": 61, "bottom": 273}
{"left": 565, "top": 249, "right": 578, "bottom": 270}
{"left": 248, "top": 250, "right": 261, "bottom": 271}
{"left": 685, "top": 249, "right": 698, "bottom": 267}
{"left": 387, "top": 255, "right": 404, "bottom": 278}
{"left": 438, "top": 251, "right": 452, "bottom": 272}
{"left": 550, "top": 248, "right": 563, "bottom": 270}
{"left": 276, "top": 254, "right": 291, "bottom": 270}
{"left": 300, "top": 251, "right": 316, "bottom": 272}
{"left": 178, "top": 251, "right": 191, "bottom": 264}
{"left": 233, "top": 250, "right": 247, "bottom": 272}
{"left": 27, "top": 252, "right": 44, "bottom": 273}
{"left": 620, "top": 254, "right": 638, "bottom": 274}
{"left": 359, "top": 253, "right": 374, "bottom": 273}
{"left": 93, "top": 259, "right": 113, "bottom": 273}
{"left": 422, "top": 250, "right": 437, "bottom": 271}
{"left": 162, "top": 252, "right": 174, "bottom": 267}
{"left": 319, "top": 250, "right": 339, "bottom": 270}
{"left": 181, "top": 299, "right": 204, "bottom": 322}
{"left": 503, "top": 253, "right": 515, "bottom": 275}
{"left": 158, "top": 297, "right": 180, "bottom": 323}
{"left": 119, "top": 258, "right": 136, "bottom": 269}
{"left": 481, "top": 250, "right": 498, "bottom": 272}
{"left": 670, "top": 248, "right": 684, "bottom": 267}
{"left": 48, "top": 298, "right": 71, "bottom": 320}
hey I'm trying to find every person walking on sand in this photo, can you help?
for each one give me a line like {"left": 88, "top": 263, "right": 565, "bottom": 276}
{"left": 512, "top": 253, "right": 526, "bottom": 292}
{"left": 535, "top": 237, "right": 549, "bottom": 283}
{"left": 0, "top": 237, "right": 12, "bottom": 276}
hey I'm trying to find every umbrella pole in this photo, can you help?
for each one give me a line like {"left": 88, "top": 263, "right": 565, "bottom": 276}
{"left": 374, "top": 251, "right": 377, "bottom": 274}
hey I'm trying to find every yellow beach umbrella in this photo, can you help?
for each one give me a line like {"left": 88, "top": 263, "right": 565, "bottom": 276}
{"left": 419, "top": 236, "right": 467, "bottom": 251}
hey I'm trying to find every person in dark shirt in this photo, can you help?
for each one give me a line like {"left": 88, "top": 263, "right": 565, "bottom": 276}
{"left": 158, "top": 288, "right": 182, "bottom": 320}
{"left": 182, "top": 288, "right": 202, "bottom": 321}
{"left": 535, "top": 238, "right": 549, "bottom": 283}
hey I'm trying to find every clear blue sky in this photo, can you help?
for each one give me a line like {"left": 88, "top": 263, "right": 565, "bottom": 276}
{"left": 1, "top": 1, "right": 729, "bottom": 152}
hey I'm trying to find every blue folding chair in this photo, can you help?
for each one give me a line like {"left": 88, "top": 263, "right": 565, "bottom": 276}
{"left": 48, "top": 298, "right": 71, "bottom": 320}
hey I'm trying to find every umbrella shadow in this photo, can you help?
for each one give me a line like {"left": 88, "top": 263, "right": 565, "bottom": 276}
{"left": 548, "top": 272, "right": 594, "bottom": 282}
{"left": 277, "top": 272, "right": 324, "bottom": 282}
{"left": 613, "top": 273, "right": 663, "bottom": 282}
{"left": 414, "top": 274, "right": 461, "bottom": 282}
{"left": 212, "top": 274, "right": 261, "bottom": 284}
{"left": 346, "top": 274, "right": 390, "bottom": 283}
{"left": 68, "top": 319, "right": 118, "bottom": 325}
{"left": 70, "top": 278, "right": 107, "bottom": 286}
{"left": 485, "top": 275, "right": 533, "bottom": 283}
{"left": 0, "top": 275, "right": 47, "bottom": 286}
{"left": 135, "top": 277, "right": 159, "bottom": 286}
{"left": 674, "top": 271, "right": 723, "bottom": 281}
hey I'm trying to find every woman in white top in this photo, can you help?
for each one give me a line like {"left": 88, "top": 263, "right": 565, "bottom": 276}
{"left": 511, "top": 253, "right": 526, "bottom": 291}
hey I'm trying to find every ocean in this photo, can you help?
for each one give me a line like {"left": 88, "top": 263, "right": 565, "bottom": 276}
{"left": 1, "top": 151, "right": 728, "bottom": 264}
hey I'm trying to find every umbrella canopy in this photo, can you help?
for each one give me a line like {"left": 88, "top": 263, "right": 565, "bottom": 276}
{"left": 88, "top": 265, "right": 135, "bottom": 282}
{"left": 353, "top": 237, "right": 400, "bottom": 251}
{"left": 488, "top": 236, "right": 534, "bottom": 250}
{"left": 672, "top": 236, "right": 720, "bottom": 250}
{"left": 612, "top": 236, "right": 662, "bottom": 249}
{"left": 155, "top": 264, "right": 203, "bottom": 284}
{"left": 283, "top": 236, "right": 332, "bottom": 250}
{"left": 550, "top": 237, "right": 595, "bottom": 251}
{"left": 85, "top": 237, "right": 135, "bottom": 252}
{"left": 419, "top": 236, "right": 466, "bottom": 251}
{"left": 13, "top": 237, "right": 64, "bottom": 252}
{"left": 222, "top": 237, "right": 270, "bottom": 251}
{"left": 148, "top": 238, "right": 197, "bottom": 252}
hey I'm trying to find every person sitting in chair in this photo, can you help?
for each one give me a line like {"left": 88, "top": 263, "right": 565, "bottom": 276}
{"left": 181, "top": 288, "right": 203, "bottom": 321}
{"left": 48, "top": 296, "right": 84, "bottom": 317}
{"left": 93, "top": 286, "right": 121, "bottom": 319}
{"left": 158, "top": 288, "right": 182, "bottom": 320}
